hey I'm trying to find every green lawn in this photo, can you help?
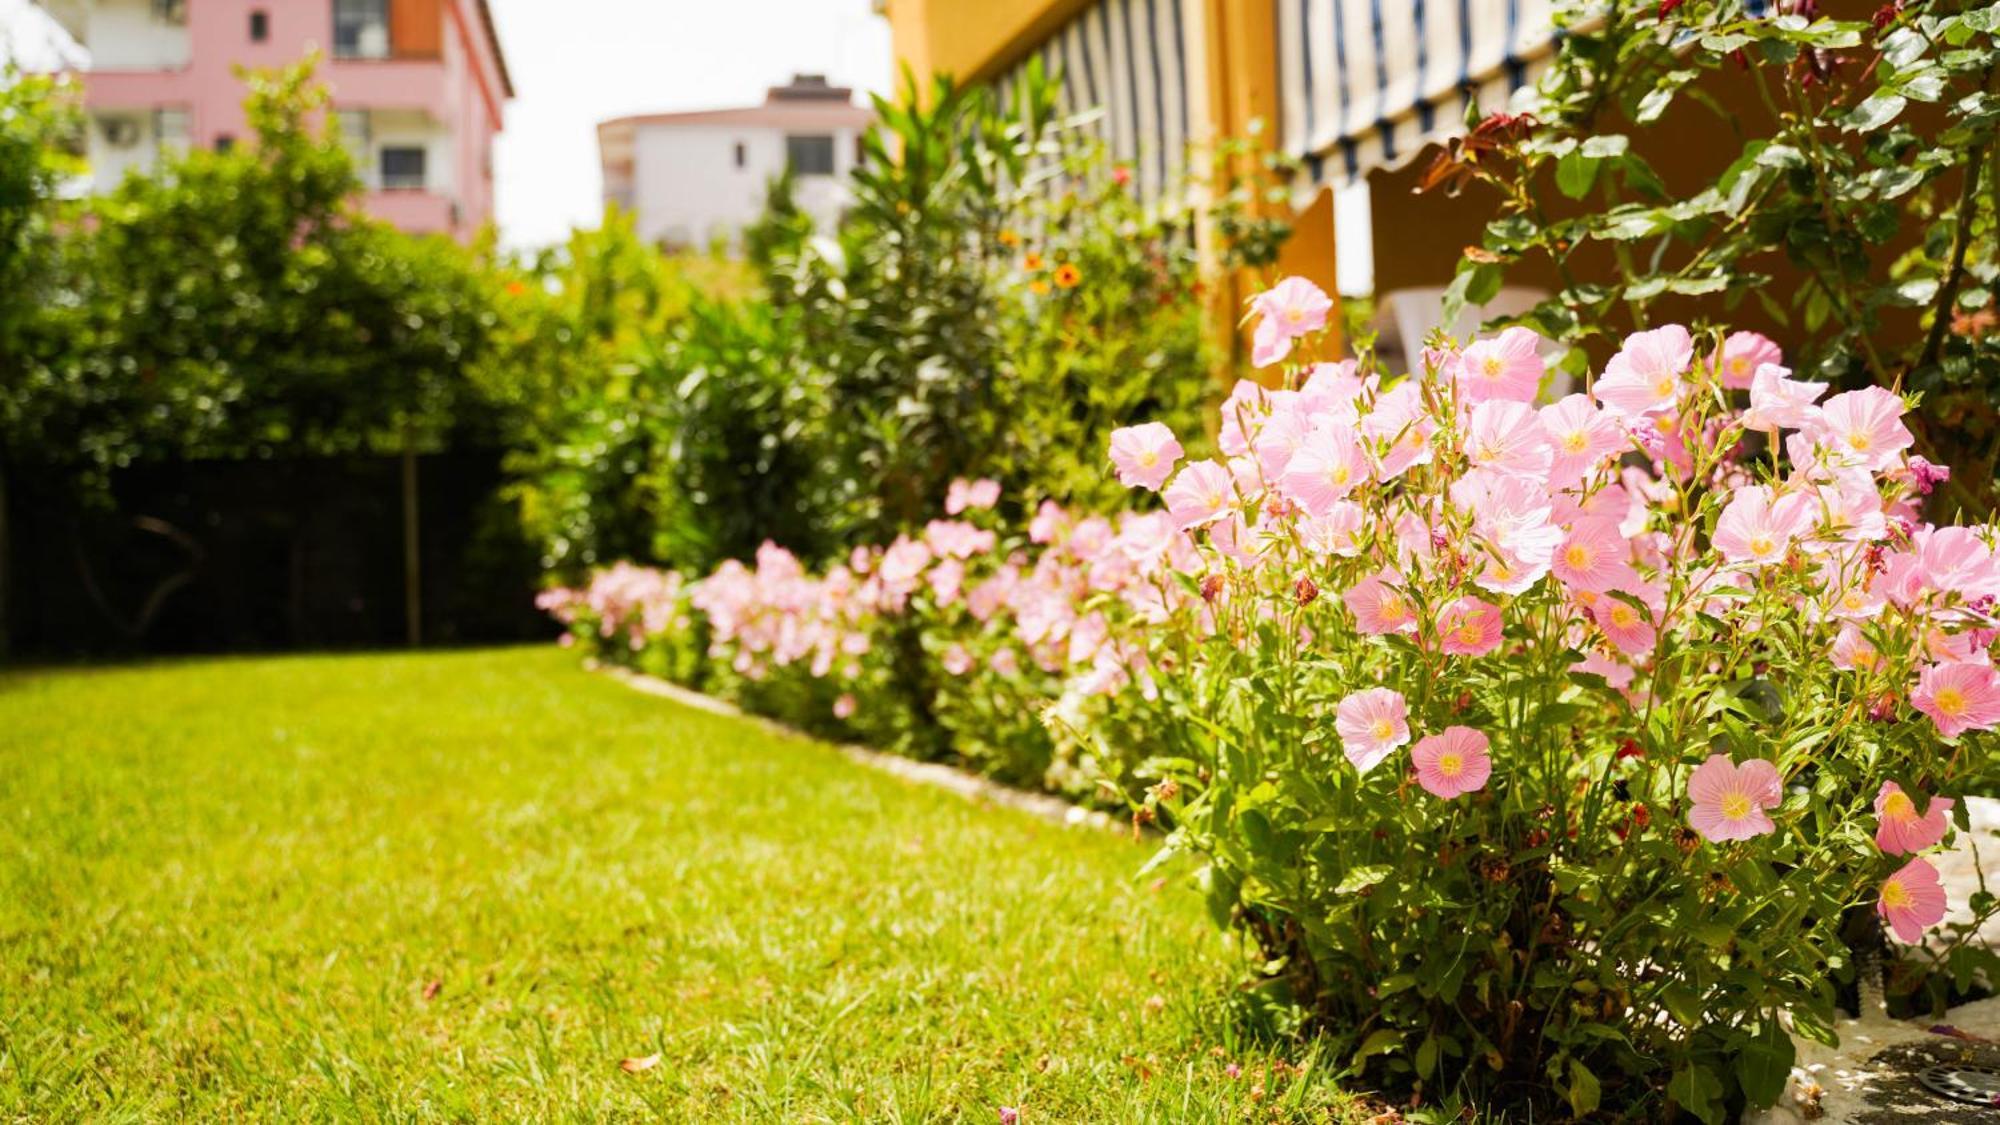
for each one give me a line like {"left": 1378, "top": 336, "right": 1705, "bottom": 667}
{"left": 0, "top": 647, "right": 1358, "bottom": 1122}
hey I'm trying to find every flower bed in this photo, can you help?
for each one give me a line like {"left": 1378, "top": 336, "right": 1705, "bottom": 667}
{"left": 545, "top": 278, "right": 2000, "bottom": 1121}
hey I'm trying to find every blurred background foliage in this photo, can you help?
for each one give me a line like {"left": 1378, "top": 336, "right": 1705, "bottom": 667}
{"left": 0, "top": 58, "right": 1223, "bottom": 653}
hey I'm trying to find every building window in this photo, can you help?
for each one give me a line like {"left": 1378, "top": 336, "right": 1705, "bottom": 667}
{"left": 150, "top": 0, "right": 187, "bottom": 24}
{"left": 154, "top": 108, "right": 189, "bottom": 152}
{"left": 733, "top": 141, "right": 746, "bottom": 169}
{"left": 785, "top": 134, "right": 835, "bottom": 176}
{"left": 380, "top": 146, "right": 427, "bottom": 190}
{"left": 333, "top": 0, "right": 390, "bottom": 59}
{"left": 249, "top": 10, "right": 269, "bottom": 41}
{"left": 214, "top": 135, "right": 236, "bottom": 153}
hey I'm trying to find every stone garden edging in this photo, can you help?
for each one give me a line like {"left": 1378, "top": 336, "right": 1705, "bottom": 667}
{"left": 592, "top": 662, "right": 1125, "bottom": 835}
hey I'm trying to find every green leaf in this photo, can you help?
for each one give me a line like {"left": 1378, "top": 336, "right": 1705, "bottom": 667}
{"left": 1569, "top": 1058, "right": 1603, "bottom": 1117}
{"left": 1556, "top": 150, "right": 1600, "bottom": 200}
{"left": 1336, "top": 864, "right": 1392, "bottom": 894}
{"left": 1844, "top": 92, "right": 1908, "bottom": 132}
{"left": 1736, "top": 1018, "right": 1796, "bottom": 1107}
{"left": 1669, "top": 1064, "right": 1726, "bottom": 1125}
{"left": 1354, "top": 1028, "right": 1404, "bottom": 1063}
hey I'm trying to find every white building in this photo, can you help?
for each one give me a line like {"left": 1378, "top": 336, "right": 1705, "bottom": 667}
{"left": 597, "top": 74, "right": 872, "bottom": 251}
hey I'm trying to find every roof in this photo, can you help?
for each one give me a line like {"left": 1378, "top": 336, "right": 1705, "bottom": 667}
{"left": 598, "top": 101, "right": 875, "bottom": 135}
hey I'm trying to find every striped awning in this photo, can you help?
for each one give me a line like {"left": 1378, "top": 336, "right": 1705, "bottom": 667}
{"left": 1277, "top": 0, "right": 1562, "bottom": 187}
{"left": 989, "top": 0, "right": 1194, "bottom": 210}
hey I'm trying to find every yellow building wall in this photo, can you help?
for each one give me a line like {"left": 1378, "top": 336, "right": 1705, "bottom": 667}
{"left": 882, "top": 0, "right": 1343, "bottom": 365}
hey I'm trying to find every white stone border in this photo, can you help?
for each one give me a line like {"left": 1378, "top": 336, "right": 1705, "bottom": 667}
{"left": 593, "top": 663, "right": 1125, "bottom": 834}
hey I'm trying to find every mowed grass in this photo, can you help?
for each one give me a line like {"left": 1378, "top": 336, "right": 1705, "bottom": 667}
{"left": 0, "top": 647, "right": 1359, "bottom": 1122}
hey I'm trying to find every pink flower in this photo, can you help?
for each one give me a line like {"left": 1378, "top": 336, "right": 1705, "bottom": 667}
{"left": 1595, "top": 325, "right": 1694, "bottom": 417}
{"left": 1915, "top": 526, "right": 2000, "bottom": 599}
{"left": 1553, "top": 518, "right": 1641, "bottom": 594}
{"left": 998, "top": 1108, "right": 1021, "bottom": 1125}
{"left": 1741, "top": 364, "right": 1827, "bottom": 432}
{"left": 1809, "top": 387, "right": 1913, "bottom": 472}
{"left": 1878, "top": 857, "right": 1948, "bottom": 944}
{"left": 832, "top": 693, "right": 858, "bottom": 720}
{"left": 1457, "top": 326, "right": 1546, "bottom": 403}
{"left": 1162, "top": 459, "right": 1234, "bottom": 529}
{"left": 1411, "top": 726, "right": 1492, "bottom": 798}
{"left": 1911, "top": 661, "right": 2000, "bottom": 737}
{"left": 1540, "top": 394, "right": 1626, "bottom": 487}
{"left": 1595, "top": 592, "right": 1659, "bottom": 657}
{"left": 1717, "top": 330, "right": 1783, "bottom": 390}
{"left": 1335, "top": 687, "right": 1410, "bottom": 775}
{"left": 1831, "top": 622, "right": 1880, "bottom": 670}
{"left": 1465, "top": 400, "right": 1554, "bottom": 477}
{"left": 1713, "top": 485, "right": 1812, "bottom": 566}
{"left": 1249, "top": 276, "right": 1333, "bottom": 367}
{"left": 1109, "top": 423, "right": 1186, "bottom": 491}
{"left": 951, "top": 478, "right": 1002, "bottom": 512}
{"left": 1344, "top": 570, "right": 1417, "bottom": 636}
{"left": 1362, "top": 381, "right": 1438, "bottom": 481}
{"left": 1685, "top": 754, "right": 1782, "bottom": 843}
{"left": 1279, "top": 425, "right": 1370, "bottom": 515}
{"left": 1909, "top": 455, "right": 1951, "bottom": 496}
{"left": 1438, "top": 596, "right": 1504, "bottom": 657}
{"left": 1874, "top": 781, "right": 1954, "bottom": 855}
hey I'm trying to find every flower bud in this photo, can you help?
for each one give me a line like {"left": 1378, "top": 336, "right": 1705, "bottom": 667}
{"left": 1294, "top": 576, "right": 1319, "bottom": 606}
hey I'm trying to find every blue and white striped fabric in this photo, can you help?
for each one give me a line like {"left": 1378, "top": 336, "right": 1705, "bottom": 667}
{"left": 989, "top": 0, "right": 1194, "bottom": 210}
{"left": 1277, "top": 0, "right": 1564, "bottom": 187}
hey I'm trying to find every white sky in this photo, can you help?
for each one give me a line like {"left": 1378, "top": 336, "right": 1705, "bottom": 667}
{"left": 0, "top": 0, "right": 893, "bottom": 250}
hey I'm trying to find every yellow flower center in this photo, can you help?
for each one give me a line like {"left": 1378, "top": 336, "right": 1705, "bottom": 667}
{"left": 1721, "top": 792, "right": 1752, "bottom": 821}
{"left": 1608, "top": 605, "right": 1638, "bottom": 627}
{"left": 1881, "top": 880, "right": 1913, "bottom": 909}
{"left": 1438, "top": 752, "right": 1463, "bottom": 777}
{"left": 1846, "top": 431, "right": 1872, "bottom": 452}
{"left": 1561, "top": 431, "right": 1590, "bottom": 454}
{"left": 1458, "top": 623, "right": 1484, "bottom": 645}
{"left": 1380, "top": 595, "right": 1407, "bottom": 622}
{"left": 1328, "top": 464, "right": 1352, "bottom": 486}
{"left": 1370, "top": 718, "right": 1395, "bottom": 741}
{"left": 1748, "top": 534, "right": 1776, "bottom": 558}
{"left": 1935, "top": 687, "right": 1967, "bottom": 717}
{"left": 1564, "top": 544, "right": 1593, "bottom": 570}
{"left": 1482, "top": 356, "right": 1504, "bottom": 378}
{"left": 1882, "top": 791, "right": 1917, "bottom": 821}
{"left": 1652, "top": 374, "right": 1677, "bottom": 399}
{"left": 1138, "top": 449, "right": 1158, "bottom": 467}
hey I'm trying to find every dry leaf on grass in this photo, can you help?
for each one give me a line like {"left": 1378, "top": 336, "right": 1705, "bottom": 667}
{"left": 619, "top": 1053, "right": 662, "bottom": 1074}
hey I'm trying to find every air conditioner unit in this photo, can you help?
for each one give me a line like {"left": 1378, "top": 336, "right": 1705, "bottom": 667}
{"left": 102, "top": 118, "right": 141, "bottom": 148}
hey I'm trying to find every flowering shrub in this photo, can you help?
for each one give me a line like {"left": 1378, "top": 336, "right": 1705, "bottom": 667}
{"left": 1116, "top": 278, "right": 1999, "bottom": 1119}
{"left": 549, "top": 275, "right": 1999, "bottom": 1119}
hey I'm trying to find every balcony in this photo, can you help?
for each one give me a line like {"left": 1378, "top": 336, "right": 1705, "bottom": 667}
{"left": 362, "top": 189, "right": 457, "bottom": 236}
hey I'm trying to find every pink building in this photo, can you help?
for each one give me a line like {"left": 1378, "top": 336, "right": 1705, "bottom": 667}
{"left": 37, "top": 0, "right": 512, "bottom": 239}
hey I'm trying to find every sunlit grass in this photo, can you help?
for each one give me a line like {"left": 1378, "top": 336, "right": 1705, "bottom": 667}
{"left": 0, "top": 647, "right": 1363, "bottom": 1121}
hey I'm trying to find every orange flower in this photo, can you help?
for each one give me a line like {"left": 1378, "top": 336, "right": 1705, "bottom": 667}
{"left": 1053, "top": 262, "right": 1082, "bottom": 289}
{"left": 1023, "top": 251, "right": 1045, "bottom": 271}
{"left": 1029, "top": 278, "right": 1051, "bottom": 296}
{"left": 998, "top": 229, "right": 1021, "bottom": 247}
